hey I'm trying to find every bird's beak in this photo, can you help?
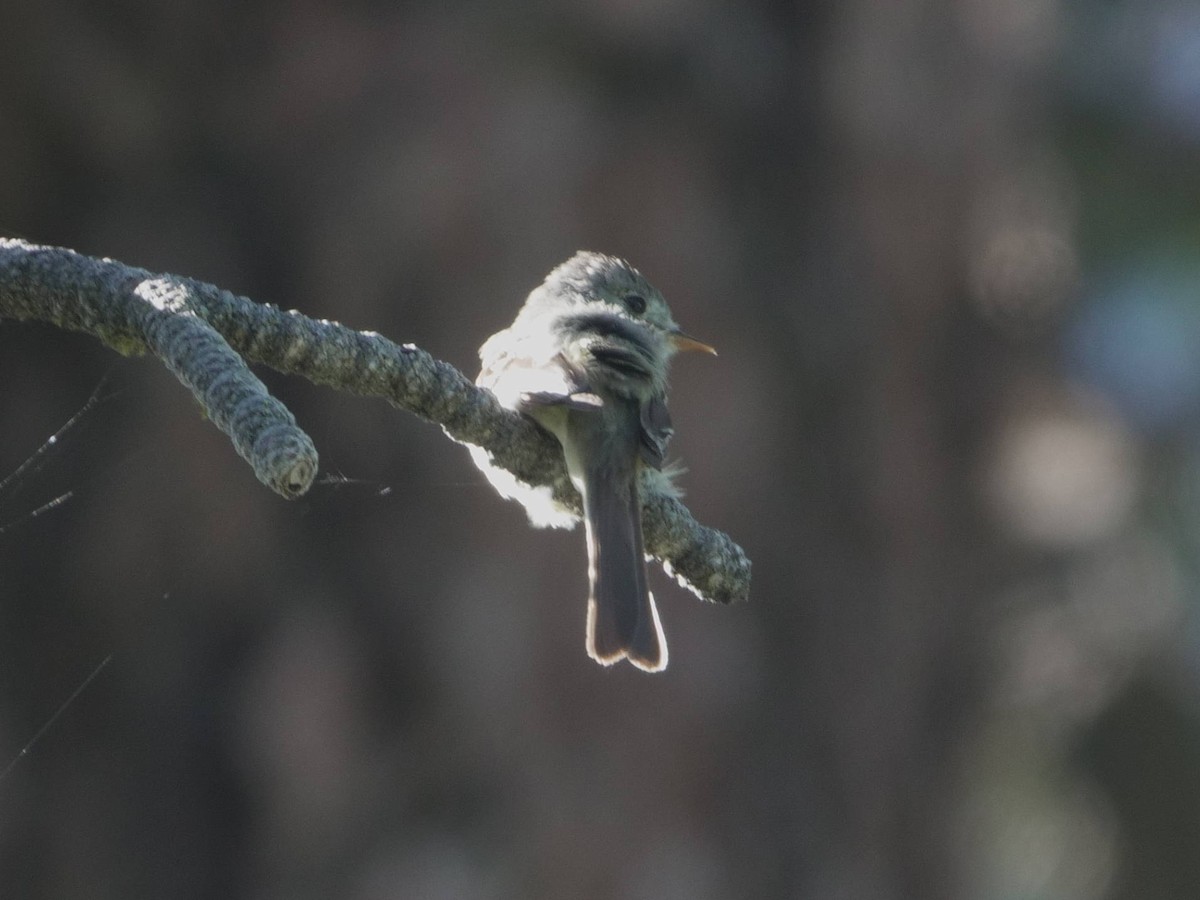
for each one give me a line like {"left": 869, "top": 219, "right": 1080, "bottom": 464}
{"left": 670, "top": 328, "right": 717, "bottom": 355}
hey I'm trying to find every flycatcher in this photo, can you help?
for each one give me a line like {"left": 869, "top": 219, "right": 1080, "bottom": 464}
{"left": 472, "top": 252, "right": 714, "bottom": 672}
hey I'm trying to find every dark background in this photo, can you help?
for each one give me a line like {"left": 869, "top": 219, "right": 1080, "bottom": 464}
{"left": 2, "top": 1, "right": 1199, "bottom": 898}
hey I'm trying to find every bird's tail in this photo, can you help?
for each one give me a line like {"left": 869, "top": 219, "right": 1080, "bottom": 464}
{"left": 581, "top": 458, "right": 667, "bottom": 672}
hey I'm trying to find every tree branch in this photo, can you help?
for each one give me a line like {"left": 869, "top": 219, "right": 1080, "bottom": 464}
{"left": 0, "top": 238, "right": 750, "bottom": 603}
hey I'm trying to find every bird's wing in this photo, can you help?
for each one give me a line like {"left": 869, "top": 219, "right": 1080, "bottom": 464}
{"left": 479, "top": 332, "right": 605, "bottom": 413}
{"left": 514, "top": 351, "right": 607, "bottom": 411}
{"left": 638, "top": 394, "right": 673, "bottom": 470}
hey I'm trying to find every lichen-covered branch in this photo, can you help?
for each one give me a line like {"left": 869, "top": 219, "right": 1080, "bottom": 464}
{"left": 0, "top": 238, "right": 750, "bottom": 603}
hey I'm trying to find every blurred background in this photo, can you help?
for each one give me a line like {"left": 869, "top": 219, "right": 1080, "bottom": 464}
{"left": 1, "top": 1, "right": 1199, "bottom": 897}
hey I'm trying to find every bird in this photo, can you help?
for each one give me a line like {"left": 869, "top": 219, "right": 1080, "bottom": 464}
{"left": 470, "top": 252, "right": 714, "bottom": 672}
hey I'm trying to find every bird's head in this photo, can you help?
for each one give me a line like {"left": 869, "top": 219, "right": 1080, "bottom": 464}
{"left": 530, "top": 251, "right": 715, "bottom": 356}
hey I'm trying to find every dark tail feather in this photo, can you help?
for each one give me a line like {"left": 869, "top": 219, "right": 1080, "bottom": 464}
{"left": 582, "top": 462, "right": 667, "bottom": 672}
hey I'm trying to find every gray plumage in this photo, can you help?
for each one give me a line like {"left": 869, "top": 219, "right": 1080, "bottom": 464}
{"left": 473, "top": 252, "right": 712, "bottom": 672}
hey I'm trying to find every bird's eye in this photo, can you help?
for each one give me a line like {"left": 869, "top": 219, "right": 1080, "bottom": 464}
{"left": 626, "top": 294, "right": 647, "bottom": 315}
